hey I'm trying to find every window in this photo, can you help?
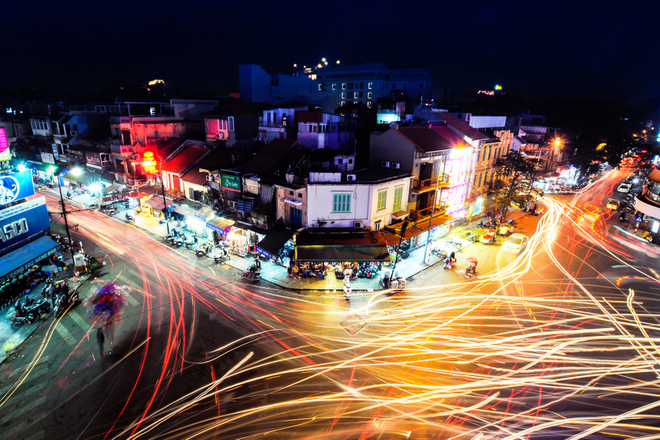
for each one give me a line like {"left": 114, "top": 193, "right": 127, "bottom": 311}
{"left": 368, "top": 82, "right": 373, "bottom": 89}
{"left": 318, "top": 84, "right": 322, "bottom": 91}
{"left": 228, "top": 116, "right": 234, "bottom": 131}
{"left": 341, "top": 83, "right": 346, "bottom": 90}
{"left": 367, "top": 92, "right": 372, "bottom": 99}
{"left": 393, "top": 187, "right": 403, "bottom": 212}
{"left": 353, "top": 92, "right": 358, "bottom": 99}
{"left": 341, "top": 92, "right": 345, "bottom": 99}
{"left": 487, "top": 146, "right": 492, "bottom": 160}
{"left": 377, "top": 190, "right": 387, "bottom": 211}
{"left": 332, "top": 194, "right": 351, "bottom": 212}
{"left": 297, "top": 193, "right": 302, "bottom": 198}
{"left": 349, "top": 158, "right": 353, "bottom": 164}
{"left": 374, "top": 220, "right": 382, "bottom": 231}
{"left": 332, "top": 84, "right": 336, "bottom": 90}
{"left": 289, "top": 190, "right": 294, "bottom": 196}
{"left": 367, "top": 102, "right": 372, "bottom": 108}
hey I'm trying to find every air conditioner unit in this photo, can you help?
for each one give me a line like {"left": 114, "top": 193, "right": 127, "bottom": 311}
{"left": 206, "top": 175, "right": 213, "bottom": 182}
{"left": 353, "top": 221, "right": 363, "bottom": 228}
{"left": 216, "top": 132, "right": 225, "bottom": 140}
{"left": 381, "top": 161, "right": 391, "bottom": 168}
{"left": 70, "top": 131, "right": 78, "bottom": 136}
{"left": 346, "top": 174, "right": 357, "bottom": 182}
{"left": 391, "top": 162, "right": 401, "bottom": 169}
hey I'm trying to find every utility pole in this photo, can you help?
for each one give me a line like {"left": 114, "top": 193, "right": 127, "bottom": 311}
{"left": 56, "top": 173, "right": 76, "bottom": 264}
{"left": 390, "top": 220, "right": 409, "bottom": 279}
{"left": 423, "top": 169, "right": 444, "bottom": 265}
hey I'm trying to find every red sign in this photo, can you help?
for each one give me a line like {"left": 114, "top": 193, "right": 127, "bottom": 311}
{"left": 143, "top": 151, "right": 158, "bottom": 174}
{"left": 0, "top": 128, "right": 10, "bottom": 162}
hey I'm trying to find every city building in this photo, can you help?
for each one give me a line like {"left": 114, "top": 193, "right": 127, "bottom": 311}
{"left": 634, "top": 168, "right": 660, "bottom": 242}
{"left": 313, "top": 63, "right": 433, "bottom": 108}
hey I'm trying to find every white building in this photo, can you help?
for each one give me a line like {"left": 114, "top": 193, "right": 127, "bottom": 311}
{"left": 306, "top": 169, "right": 411, "bottom": 230}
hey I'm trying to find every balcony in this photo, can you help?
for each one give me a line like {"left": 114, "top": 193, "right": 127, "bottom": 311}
{"left": 391, "top": 209, "right": 410, "bottom": 221}
{"left": 409, "top": 203, "right": 448, "bottom": 222}
{"left": 412, "top": 174, "right": 450, "bottom": 193}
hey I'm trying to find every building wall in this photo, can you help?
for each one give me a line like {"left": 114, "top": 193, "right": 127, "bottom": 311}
{"left": 29, "top": 117, "right": 52, "bottom": 137}
{"left": 275, "top": 186, "right": 307, "bottom": 227}
{"left": 369, "top": 130, "right": 415, "bottom": 173}
{"left": 306, "top": 177, "right": 410, "bottom": 229}
{"left": 183, "top": 181, "right": 206, "bottom": 201}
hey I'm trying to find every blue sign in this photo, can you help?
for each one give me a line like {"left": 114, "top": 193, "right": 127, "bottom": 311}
{"left": 0, "top": 170, "right": 35, "bottom": 207}
{"left": 636, "top": 214, "right": 644, "bottom": 223}
{"left": 0, "top": 197, "right": 51, "bottom": 254}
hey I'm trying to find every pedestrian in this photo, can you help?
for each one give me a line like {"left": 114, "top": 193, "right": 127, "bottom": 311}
{"left": 105, "top": 320, "right": 116, "bottom": 353}
{"left": 96, "top": 326, "right": 105, "bottom": 357}
{"left": 47, "top": 281, "right": 56, "bottom": 308}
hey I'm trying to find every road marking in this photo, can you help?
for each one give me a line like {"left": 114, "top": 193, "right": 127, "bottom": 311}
{"left": 55, "top": 323, "right": 76, "bottom": 347}
{"left": 0, "top": 394, "right": 48, "bottom": 427}
{"left": 68, "top": 309, "right": 90, "bottom": 330}
{"left": 124, "top": 291, "right": 140, "bottom": 306}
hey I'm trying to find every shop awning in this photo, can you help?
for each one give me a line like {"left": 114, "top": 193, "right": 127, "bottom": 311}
{"left": 294, "top": 228, "right": 390, "bottom": 262}
{"left": 195, "top": 206, "right": 213, "bottom": 221}
{"left": 206, "top": 217, "right": 235, "bottom": 234}
{"left": 256, "top": 230, "right": 293, "bottom": 260}
{"left": 100, "top": 172, "right": 117, "bottom": 185}
{"left": 284, "top": 198, "right": 303, "bottom": 206}
{"left": 143, "top": 197, "right": 174, "bottom": 211}
{"left": 62, "top": 171, "right": 99, "bottom": 187}
{"left": 173, "top": 203, "right": 199, "bottom": 218}
{"left": 103, "top": 183, "right": 124, "bottom": 194}
{"left": 27, "top": 161, "right": 53, "bottom": 172}
{"left": 296, "top": 244, "right": 390, "bottom": 262}
{"left": 0, "top": 235, "right": 59, "bottom": 284}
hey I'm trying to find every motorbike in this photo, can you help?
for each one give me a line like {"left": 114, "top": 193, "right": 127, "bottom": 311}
{"left": 242, "top": 266, "right": 261, "bottom": 283}
{"left": 381, "top": 274, "right": 406, "bottom": 290}
{"left": 89, "top": 203, "right": 99, "bottom": 210}
{"left": 464, "top": 263, "right": 477, "bottom": 279}
{"left": 446, "top": 237, "right": 463, "bottom": 250}
{"left": 185, "top": 235, "right": 198, "bottom": 250}
{"left": 165, "top": 230, "right": 180, "bottom": 244}
{"left": 213, "top": 247, "right": 231, "bottom": 263}
{"left": 103, "top": 206, "right": 119, "bottom": 216}
{"left": 196, "top": 242, "right": 213, "bottom": 258}
{"left": 460, "top": 230, "right": 479, "bottom": 242}
{"left": 55, "top": 289, "right": 80, "bottom": 318}
{"left": 443, "top": 257, "right": 456, "bottom": 270}
{"left": 8, "top": 301, "right": 37, "bottom": 328}
{"left": 125, "top": 213, "right": 135, "bottom": 223}
{"left": 22, "top": 296, "right": 52, "bottom": 316}
{"left": 432, "top": 247, "right": 449, "bottom": 260}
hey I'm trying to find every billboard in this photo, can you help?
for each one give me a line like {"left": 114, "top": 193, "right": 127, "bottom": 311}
{"left": 0, "top": 170, "right": 35, "bottom": 207}
{"left": 0, "top": 128, "right": 10, "bottom": 162}
{"left": 0, "top": 196, "right": 51, "bottom": 254}
{"left": 221, "top": 174, "right": 241, "bottom": 192}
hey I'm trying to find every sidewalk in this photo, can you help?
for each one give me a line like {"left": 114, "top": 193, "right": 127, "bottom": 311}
{"left": 0, "top": 267, "right": 91, "bottom": 365}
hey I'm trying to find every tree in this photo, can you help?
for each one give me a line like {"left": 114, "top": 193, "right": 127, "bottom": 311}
{"left": 493, "top": 151, "right": 543, "bottom": 216}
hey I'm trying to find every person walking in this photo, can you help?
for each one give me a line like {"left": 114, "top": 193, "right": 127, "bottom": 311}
{"left": 96, "top": 326, "right": 105, "bottom": 357}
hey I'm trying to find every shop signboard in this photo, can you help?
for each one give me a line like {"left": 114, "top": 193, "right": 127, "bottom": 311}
{"left": 221, "top": 174, "right": 241, "bottom": 192}
{"left": 0, "top": 170, "right": 35, "bottom": 207}
{"left": 0, "top": 196, "right": 50, "bottom": 254}
{"left": 0, "top": 128, "right": 10, "bottom": 162}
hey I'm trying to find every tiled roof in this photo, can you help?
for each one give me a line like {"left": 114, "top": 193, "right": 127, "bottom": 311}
{"left": 430, "top": 125, "right": 470, "bottom": 148}
{"left": 433, "top": 112, "right": 489, "bottom": 141}
{"left": 162, "top": 145, "right": 209, "bottom": 174}
{"left": 396, "top": 126, "right": 452, "bottom": 152}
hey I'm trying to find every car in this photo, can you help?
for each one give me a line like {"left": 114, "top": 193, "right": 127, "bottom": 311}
{"left": 618, "top": 183, "right": 632, "bottom": 193}
{"left": 606, "top": 199, "right": 620, "bottom": 210}
{"left": 502, "top": 233, "right": 529, "bottom": 254}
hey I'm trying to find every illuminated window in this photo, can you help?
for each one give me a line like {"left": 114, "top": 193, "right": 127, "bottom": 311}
{"left": 341, "top": 83, "right": 346, "bottom": 90}
{"left": 342, "top": 92, "right": 345, "bottom": 99}
{"left": 353, "top": 92, "right": 358, "bottom": 99}
{"left": 393, "top": 187, "right": 402, "bottom": 212}
{"left": 340, "top": 101, "right": 345, "bottom": 106}
{"left": 367, "top": 92, "right": 372, "bottom": 99}
{"left": 377, "top": 190, "right": 387, "bottom": 211}
{"left": 228, "top": 116, "right": 234, "bottom": 131}
{"left": 332, "top": 194, "right": 351, "bottom": 212}
{"left": 332, "top": 84, "right": 336, "bottom": 90}
{"left": 368, "top": 82, "right": 373, "bottom": 89}
{"left": 374, "top": 220, "right": 381, "bottom": 231}
{"left": 318, "top": 84, "right": 322, "bottom": 91}
{"left": 367, "top": 102, "right": 372, "bottom": 108}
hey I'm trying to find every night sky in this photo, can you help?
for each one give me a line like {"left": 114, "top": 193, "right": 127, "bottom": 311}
{"left": 3, "top": 0, "right": 657, "bottom": 103}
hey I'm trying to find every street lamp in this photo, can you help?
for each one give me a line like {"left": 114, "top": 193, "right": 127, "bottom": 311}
{"left": 54, "top": 170, "right": 76, "bottom": 264}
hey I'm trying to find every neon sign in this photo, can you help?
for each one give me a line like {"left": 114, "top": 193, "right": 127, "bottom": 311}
{"left": 142, "top": 151, "right": 158, "bottom": 174}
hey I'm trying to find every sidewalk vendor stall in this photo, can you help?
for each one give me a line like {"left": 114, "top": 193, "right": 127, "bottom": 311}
{"left": 256, "top": 230, "right": 294, "bottom": 266}
{"left": 143, "top": 196, "right": 174, "bottom": 219}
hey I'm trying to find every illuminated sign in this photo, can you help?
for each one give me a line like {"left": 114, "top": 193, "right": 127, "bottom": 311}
{"left": 0, "top": 128, "right": 10, "bottom": 162}
{"left": 221, "top": 174, "right": 241, "bottom": 192}
{"left": 0, "top": 170, "right": 35, "bottom": 207}
{"left": 142, "top": 151, "right": 158, "bottom": 174}
{"left": 0, "top": 197, "right": 51, "bottom": 253}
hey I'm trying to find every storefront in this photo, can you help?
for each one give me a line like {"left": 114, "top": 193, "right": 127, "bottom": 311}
{"left": 228, "top": 221, "right": 266, "bottom": 258}
{"left": 256, "top": 230, "right": 294, "bottom": 266}
{"left": 206, "top": 216, "right": 235, "bottom": 245}
{"left": 381, "top": 214, "right": 453, "bottom": 261}
{"left": 172, "top": 201, "right": 213, "bottom": 240}
{"left": 143, "top": 197, "right": 174, "bottom": 219}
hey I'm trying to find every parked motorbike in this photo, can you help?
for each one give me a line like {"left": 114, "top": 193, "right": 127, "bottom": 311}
{"left": 446, "top": 237, "right": 463, "bottom": 250}
{"left": 343, "top": 277, "right": 351, "bottom": 299}
{"left": 460, "top": 230, "right": 479, "bottom": 242}
{"left": 443, "top": 257, "right": 456, "bottom": 270}
{"left": 185, "top": 235, "right": 198, "bottom": 250}
{"left": 242, "top": 268, "right": 261, "bottom": 283}
{"left": 195, "top": 242, "right": 213, "bottom": 258}
{"left": 381, "top": 274, "right": 406, "bottom": 290}
{"left": 55, "top": 288, "right": 80, "bottom": 318}
{"left": 125, "top": 213, "right": 135, "bottom": 223}
{"left": 8, "top": 301, "right": 37, "bottom": 328}
{"left": 89, "top": 203, "right": 99, "bottom": 210}
{"left": 103, "top": 206, "right": 119, "bottom": 216}
{"left": 22, "top": 296, "right": 51, "bottom": 316}
{"left": 213, "top": 247, "right": 231, "bottom": 263}
{"left": 464, "top": 264, "right": 477, "bottom": 279}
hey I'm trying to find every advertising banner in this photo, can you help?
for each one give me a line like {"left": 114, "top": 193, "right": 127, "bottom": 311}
{"left": 221, "top": 174, "right": 241, "bottom": 192}
{"left": 0, "top": 197, "right": 51, "bottom": 254}
{"left": 0, "top": 170, "right": 35, "bottom": 207}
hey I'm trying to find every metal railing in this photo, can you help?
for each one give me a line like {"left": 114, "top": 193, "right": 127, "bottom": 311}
{"left": 412, "top": 174, "right": 450, "bottom": 192}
